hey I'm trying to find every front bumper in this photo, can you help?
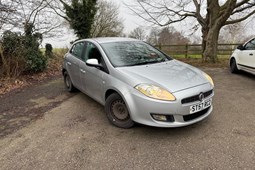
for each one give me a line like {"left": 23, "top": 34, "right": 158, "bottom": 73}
{"left": 124, "top": 83, "right": 214, "bottom": 127}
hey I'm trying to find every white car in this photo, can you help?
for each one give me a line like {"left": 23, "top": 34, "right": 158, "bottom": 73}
{"left": 230, "top": 38, "right": 255, "bottom": 74}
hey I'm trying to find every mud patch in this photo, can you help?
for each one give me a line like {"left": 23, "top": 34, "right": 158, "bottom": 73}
{"left": 0, "top": 78, "right": 76, "bottom": 138}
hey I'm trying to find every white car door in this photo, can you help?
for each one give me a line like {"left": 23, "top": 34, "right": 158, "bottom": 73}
{"left": 237, "top": 39, "right": 255, "bottom": 70}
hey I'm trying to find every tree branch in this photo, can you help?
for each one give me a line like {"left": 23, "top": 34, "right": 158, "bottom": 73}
{"left": 46, "top": 0, "right": 70, "bottom": 22}
{"left": 232, "top": 1, "right": 255, "bottom": 14}
{"left": 225, "top": 9, "right": 255, "bottom": 25}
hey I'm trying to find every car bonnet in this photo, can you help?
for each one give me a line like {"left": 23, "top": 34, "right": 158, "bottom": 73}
{"left": 116, "top": 60, "right": 208, "bottom": 93}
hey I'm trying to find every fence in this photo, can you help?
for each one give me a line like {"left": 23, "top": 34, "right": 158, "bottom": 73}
{"left": 155, "top": 43, "right": 241, "bottom": 58}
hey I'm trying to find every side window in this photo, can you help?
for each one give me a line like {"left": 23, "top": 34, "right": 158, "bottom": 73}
{"left": 70, "top": 42, "right": 84, "bottom": 58}
{"left": 244, "top": 39, "right": 255, "bottom": 50}
{"left": 84, "top": 42, "right": 102, "bottom": 63}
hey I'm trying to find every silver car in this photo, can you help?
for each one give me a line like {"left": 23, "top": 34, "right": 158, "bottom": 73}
{"left": 62, "top": 37, "right": 214, "bottom": 128}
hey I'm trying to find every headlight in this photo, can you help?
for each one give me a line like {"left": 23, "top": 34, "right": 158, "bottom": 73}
{"left": 135, "top": 84, "right": 176, "bottom": 101}
{"left": 203, "top": 73, "right": 214, "bottom": 87}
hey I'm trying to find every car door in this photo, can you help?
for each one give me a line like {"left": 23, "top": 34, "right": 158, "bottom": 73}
{"left": 238, "top": 38, "right": 255, "bottom": 69}
{"left": 79, "top": 41, "right": 108, "bottom": 104}
{"left": 65, "top": 42, "right": 85, "bottom": 89}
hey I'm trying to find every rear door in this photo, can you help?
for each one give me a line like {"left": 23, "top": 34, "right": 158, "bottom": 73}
{"left": 65, "top": 42, "right": 85, "bottom": 88}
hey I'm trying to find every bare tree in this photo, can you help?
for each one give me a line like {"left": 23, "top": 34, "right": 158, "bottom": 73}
{"left": 128, "top": 0, "right": 255, "bottom": 63}
{"left": 0, "top": 0, "right": 19, "bottom": 31}
{"left": 158, "top": 27, "right": 190, "bottom": 45}
{"left": 129, "top": 27, "right": 146, "bottom": 40}
{"left": 90, "top": 0, "right": 124, "bottom": 37}
{"left": 0, "top": 0, "right": 63, "bottom": 37}
{"left": 146, "top": 27, "right": 160, "bottom": 45}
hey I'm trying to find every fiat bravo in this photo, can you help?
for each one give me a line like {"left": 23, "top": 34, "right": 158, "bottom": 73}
{"left": 62, "top": 37, "right": 214, "bottom": 128}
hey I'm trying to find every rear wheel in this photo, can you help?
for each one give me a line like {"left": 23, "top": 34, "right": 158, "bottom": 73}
{"left": 230, "top": 58, "right": 239, "bottom": 73}
{"left": 64, "top": 71, "right": 76, "bottom": 92}
{"left": 105, "top": 93, "right": 134, "bottom": 128}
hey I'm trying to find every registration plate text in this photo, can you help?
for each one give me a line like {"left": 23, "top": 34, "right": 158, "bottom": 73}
{"left": 190, "top": 99, "right": 212, "bottom": 114}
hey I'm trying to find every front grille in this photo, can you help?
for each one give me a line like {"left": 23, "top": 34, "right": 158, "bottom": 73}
{"left": 181, "top": 90, "right": 213, "bottom": 104}
{"left": 183, "top": 107, "right": 210, "bottom": 122}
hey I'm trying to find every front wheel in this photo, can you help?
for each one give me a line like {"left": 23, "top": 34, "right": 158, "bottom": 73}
{"left": 230, "top": 58, "right": 239, "bottom": 73}
{"left": 105, "top": 93, "right": 134, "bottom": 128}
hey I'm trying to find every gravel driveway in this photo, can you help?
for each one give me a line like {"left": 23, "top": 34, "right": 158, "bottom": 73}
{"left": 0, "top": 68, "right": 254, "bottom": 169}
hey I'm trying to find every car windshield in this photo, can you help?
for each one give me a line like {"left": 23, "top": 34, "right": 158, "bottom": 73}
{"left": 101, "top": 41, "right": 172, "bottom": 67}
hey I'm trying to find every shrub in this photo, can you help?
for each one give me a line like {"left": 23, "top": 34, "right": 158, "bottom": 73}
{"left": 0, "top": 31, "right": 26, "bottom": 77}
{"left": 0, "top": 23, "right": 48, "bottom": 77}
{"left": 25, "top": 48, "right": 47, "bottom": 73}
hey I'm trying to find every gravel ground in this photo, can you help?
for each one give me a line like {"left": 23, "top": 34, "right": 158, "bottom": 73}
{"left": 0, "top": 68, "right": 254, "bottom": 170}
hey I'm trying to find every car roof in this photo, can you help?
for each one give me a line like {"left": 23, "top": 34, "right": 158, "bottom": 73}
{"left": 90, "top": 37, "right": 141, "bottom": 44}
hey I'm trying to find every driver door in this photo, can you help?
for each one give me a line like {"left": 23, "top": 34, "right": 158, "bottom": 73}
{"left": 79, "top": 42, "right": 108, "bottom": 104}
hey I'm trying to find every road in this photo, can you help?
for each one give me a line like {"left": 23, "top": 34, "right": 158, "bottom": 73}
{"left": 0, "top": 68, "right": 255, "bottom": 169}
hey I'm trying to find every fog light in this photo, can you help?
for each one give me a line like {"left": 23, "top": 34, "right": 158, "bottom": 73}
{"left": 151, "top": 114, "right": 167, "bottom": 121}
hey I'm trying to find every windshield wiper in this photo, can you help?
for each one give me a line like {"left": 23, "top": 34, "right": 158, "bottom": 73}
{"left": 128, "top": 60, "right": 164, "bottom": 66}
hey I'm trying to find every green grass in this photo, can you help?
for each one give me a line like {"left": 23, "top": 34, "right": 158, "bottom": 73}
{"left": 166, "top": 53, "right": 231, "bottom": 60}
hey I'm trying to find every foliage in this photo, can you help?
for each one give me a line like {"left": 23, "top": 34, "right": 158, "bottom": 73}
{"left": 0, "top": 23, "right": 48, "bottom": 77}
{"left": 25, "top": 48, "right": 47, "bottom": 73}
{"left": 0, "top": 48, "right": 67, "bottom": 95}
{"left": 60, "top": 0, "right": 97, "bottom": 39}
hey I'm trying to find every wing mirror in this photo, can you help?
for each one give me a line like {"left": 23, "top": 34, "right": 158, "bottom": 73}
{"left": 237, "top": 44, "right": 244, "bottom": 50}
{"left": 86, "top": 59, "right": 103, "bottom": 68}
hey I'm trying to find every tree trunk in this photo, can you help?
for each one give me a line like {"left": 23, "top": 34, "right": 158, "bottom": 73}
{"left": 201, "top": 0, "right": 221, "bottom": 63}
{"left": 202, "top": 26, "right": 220, "bottom": 63}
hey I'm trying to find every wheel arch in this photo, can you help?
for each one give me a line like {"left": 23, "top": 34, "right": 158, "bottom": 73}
{"left": 230, "top": 56, "right": 238, "bottom": 67}
{"left": 105, "top": 89, "right": 118, "bottom": 101}
{"left": 104, "top": 87, "right": 135, "bottom": 120}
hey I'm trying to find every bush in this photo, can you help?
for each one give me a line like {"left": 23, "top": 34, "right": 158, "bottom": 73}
{"left": 0, "top": 31, "right": 26, "bottom": 77}
{"left": 25, "top": 49, "right": 47, "bottom": 73}
{"left": 0, "top": 24, "right": 48, "bottom": 77}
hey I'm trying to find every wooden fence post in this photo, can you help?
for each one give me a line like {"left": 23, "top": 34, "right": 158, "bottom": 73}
{"left": 185, "top": 44, "right": 188, "bottom": 58}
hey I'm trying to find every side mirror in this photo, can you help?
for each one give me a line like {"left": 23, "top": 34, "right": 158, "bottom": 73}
{"left": 237, "top": 44, "right": 244, "bottom": 50}
{"left": 86, "top": 59, "right": 102, "bottom": 68}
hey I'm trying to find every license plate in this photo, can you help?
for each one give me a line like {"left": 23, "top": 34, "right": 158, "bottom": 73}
{"left": 190, "top": 99, "right": 212, "bottom": 114}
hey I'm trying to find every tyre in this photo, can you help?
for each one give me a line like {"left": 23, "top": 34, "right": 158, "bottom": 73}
{"left": 63, "top": 71, "right": 76, "bottom": 92}
{"left": 105, "top": 93, "right": 134, "bottom": 128}
{"left": 230, "top": 58, "right": 239, "bottom": 73}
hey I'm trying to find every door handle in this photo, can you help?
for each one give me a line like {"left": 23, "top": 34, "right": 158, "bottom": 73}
{"left": 249, "top": 53, "right": 253, "bottom": 56}
{"left": 67, "top": 62, "right": 71, "bottom": 66}
{"left": 80, "top": 69, "right": 86, "bottom": 73}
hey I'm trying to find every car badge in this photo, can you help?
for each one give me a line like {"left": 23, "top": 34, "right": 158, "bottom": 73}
{"left": 199, "top": 93, "right": 204, "bottom": 102}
